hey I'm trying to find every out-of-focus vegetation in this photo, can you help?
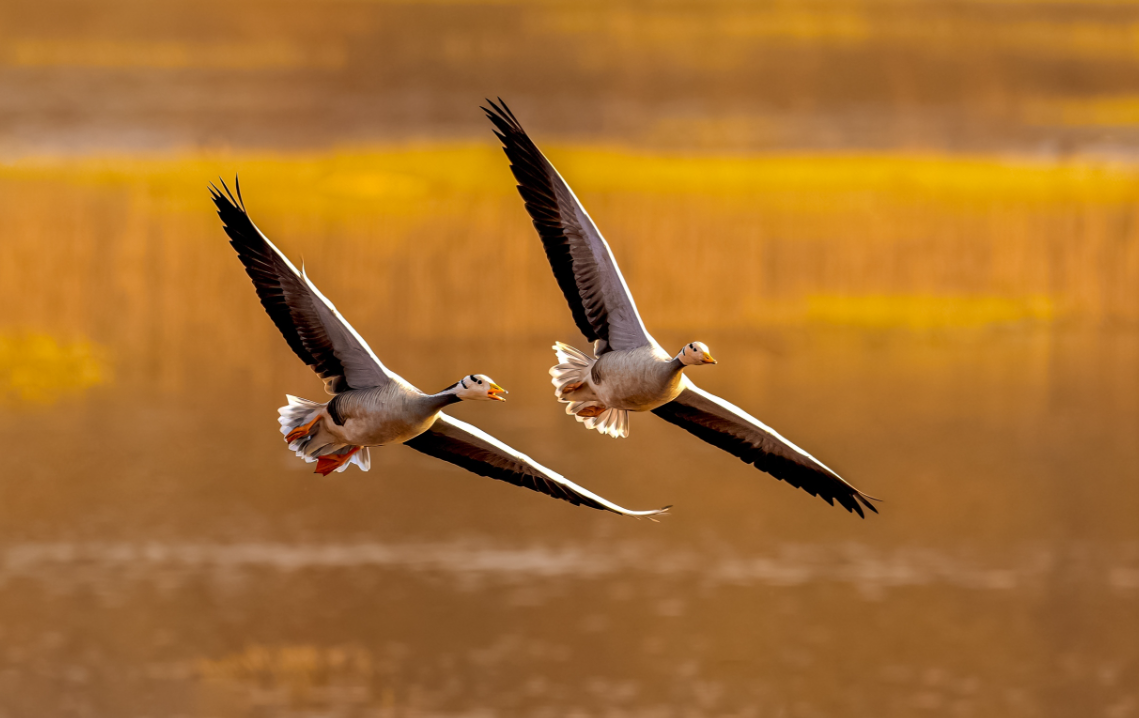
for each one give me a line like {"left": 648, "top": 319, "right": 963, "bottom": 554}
{"left": 1, "top": 2, "right": 1137, "bottom": 716}
{"left": 4, "top": 147, "right": 1135, "bottom": 357}
{"left": 199, "top": 644, "right": 377, "bottom": 705}
{"left": 0, "top": 332, "right": 108, "bottom": 404}
{"left": 6, "top": 0, "right": 1139, "bottom": 154}
{"left": 805, "top": 294, "right": 1055, "bottom": 329}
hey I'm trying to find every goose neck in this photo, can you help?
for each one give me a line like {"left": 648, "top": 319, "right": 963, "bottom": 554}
{"left": 424, "top": 389, "right": 463, "bottom": 412}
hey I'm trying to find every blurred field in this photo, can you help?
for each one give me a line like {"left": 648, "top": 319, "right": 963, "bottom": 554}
{"left": 3, "top": 147, "right": 1137, "bottom": 374}
{"left": 1, "top": 0, "right": 1137, "bottom": 716}
{"left": 1, "top": 143, "right": 1137, "bottom": 717}
{"left": 6, "top": 0, "right": 1139, "bottom": 154}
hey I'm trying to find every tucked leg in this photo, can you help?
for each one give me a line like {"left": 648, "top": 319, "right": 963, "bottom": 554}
{"left": 286, "top": 415, "right": 322, "bottom": 443}
{"left": 315, "top": 446, "right": 362, "bottom": 476}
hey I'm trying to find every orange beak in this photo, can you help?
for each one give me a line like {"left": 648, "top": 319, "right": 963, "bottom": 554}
{"left": 488, "top": 383, "right": 508, "bottom": 401}
{"left": 702, "top": 354, "right": 718, "bottom": 365}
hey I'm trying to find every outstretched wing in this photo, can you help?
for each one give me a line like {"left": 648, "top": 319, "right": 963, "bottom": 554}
{"left": 484, "top": 99, "right": 657, "bottom": 355}
{"left": 404, "top": 414, "right": 669, "bottom": 518}
{"left": 652, "top": 379, "right": 879, "bottom": 517}
{"left": 211, "top": 179, "right": 398, "bottom": 394}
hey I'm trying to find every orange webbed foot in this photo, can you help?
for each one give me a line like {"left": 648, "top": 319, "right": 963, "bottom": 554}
{"left": 286, "top": 415, "right": 322, "bottom": 443}
{"left": 314, "top": 446, "right": 361, "bottom": 476}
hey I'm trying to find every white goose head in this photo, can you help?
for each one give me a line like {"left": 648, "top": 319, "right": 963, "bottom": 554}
{"left": 677, "top": 342, "right": 717, "bottom": 367}
{"left": 455, "top": 374, "right": 508, "bottom": 401}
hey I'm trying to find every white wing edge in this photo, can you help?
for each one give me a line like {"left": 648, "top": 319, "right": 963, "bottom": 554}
{"left": 434, "top": 413, "right": 670, "bottom": 518}
{"left": 298, "top": 264, "right": 410, "bottom": 387}
{"left": 679, "top": 376, "right": 847, "bottom": 481}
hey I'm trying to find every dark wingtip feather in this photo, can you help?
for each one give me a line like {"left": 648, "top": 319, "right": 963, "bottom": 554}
{"left": 217, "top": 176, "right": 245, "bottom": 212}
{"left": 651, "top": 390, "right": 881, "bottom": 519}
{"left": 496, "top": 96, "right": 520, "bottom": 123}
{"left": 484, "top": 97, "right": 525, "bottom": 134}
{"left": 481, "top": 96, "right": 605, "bottom": 345}
{"left": 235, "top": 173, "right": 246, "bottom": 211}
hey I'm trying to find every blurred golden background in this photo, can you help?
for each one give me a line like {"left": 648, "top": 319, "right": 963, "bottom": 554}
{"left": 0, "top": 0, "right": 1136, "bottom": 716}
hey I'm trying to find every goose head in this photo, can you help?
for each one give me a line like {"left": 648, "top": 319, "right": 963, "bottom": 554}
{"left": 454, "top": 374, "right": 508, "bottom": 401}
{"left": 677, "top": 342, "right": 717, "bottom": 366}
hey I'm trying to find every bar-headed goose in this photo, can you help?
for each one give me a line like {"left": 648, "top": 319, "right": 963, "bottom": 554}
{"left": 484, "top": 101, "right": 878, "bottom": 517}
{"left": 210, "top": 179, "right": 666, "bottom": 518}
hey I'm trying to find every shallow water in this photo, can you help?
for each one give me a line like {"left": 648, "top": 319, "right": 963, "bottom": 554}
{"left": 1, "top": 161, "right": 1136, "bottom": 716}
{"left": 2, "top": 0, "right": 1139, "bottom": 715}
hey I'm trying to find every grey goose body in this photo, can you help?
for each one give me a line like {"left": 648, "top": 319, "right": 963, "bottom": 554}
{"left": 299, "top": 383, "right": 452, "bottom": 451}
{"left": 576, "top": 344, "right": 685, "bottom": 412}
{"left": 210, "top": 179, "right": 667, "bottom": 518}
{"left": 485, "top": 100, "right": 879, "bottom": 518}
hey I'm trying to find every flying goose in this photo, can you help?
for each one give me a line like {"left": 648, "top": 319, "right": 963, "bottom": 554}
{"left": 210, "top": 179, "right": 667, "bottom": 518}
{"left": 484, "top": 100, "right": 878, "bottom": 517}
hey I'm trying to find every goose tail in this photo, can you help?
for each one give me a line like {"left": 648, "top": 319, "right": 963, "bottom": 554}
{"left": 549, "top": 343, "right": 631, "bottom": 438}
{"left": 549, "top": 341, "right": 593, "bottom": 401}
{"left": 277, "top": 395, "right": 371, "bottom": 473}
{"left": 573, "top": 405, "right": 630, "bottom": 438}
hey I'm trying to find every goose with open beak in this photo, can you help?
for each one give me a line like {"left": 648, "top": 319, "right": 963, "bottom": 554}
{"left": 210, "top": 178, "right": 667, "bottom": 518}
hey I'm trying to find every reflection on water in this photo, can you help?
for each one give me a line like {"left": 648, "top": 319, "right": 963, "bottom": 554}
{"left": 0, "top": 150, "right": 1135, "bottom": 716}
{"left": 5, "top": 539, "right": 1137, "bottom": 593}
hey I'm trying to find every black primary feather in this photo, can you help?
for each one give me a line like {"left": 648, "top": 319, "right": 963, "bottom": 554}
{"left": 653, "top": 385, "right": 879, "bottom": 517}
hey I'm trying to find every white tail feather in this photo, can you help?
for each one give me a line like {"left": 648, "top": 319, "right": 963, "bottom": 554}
{"left": 277, "top": 395, "right": 370, "bottom": 472}
{"left": 549, "top": 343, "right": 631, "bottom": 438}
{"left": 279, "top": 395, "right": 323, "bottom": 456}
{"left": 278, "top": 395, "right": 321, "bottom": 432}
{"left": 549, "top": 341, "right": 593, "bottom": 401}
{"left": 583, "top": 407, "right": 630, "bottom": 438}
{"left": 320, "top": 445, "right": 369, "bottom": 473}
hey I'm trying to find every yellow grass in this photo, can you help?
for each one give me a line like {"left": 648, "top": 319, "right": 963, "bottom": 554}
{"left": 1028, "top": 95, "right": 1139, "bottom": 127}
{"left": 806, "top": 294, "right": 1055, "bottom": 329}
{"left": 1, "top": 144, "right": 1136, "bottom": 400}
{"left": 2, "top": 40, "right": 345, "bottom": 70}
{"left": 198, "top": 644, "right": 375, "bottom": 703}
{"left": 7, "top": 145, "right": 1139, "bottom": 215}
{"left": 0, "top": 333, "right": 108, "bottom": 404}
{"left": 546, "top": 4, "right": 1139, "bottom": 62}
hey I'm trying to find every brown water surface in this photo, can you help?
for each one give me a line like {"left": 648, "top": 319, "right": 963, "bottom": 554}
{"left": 0, "top": 149, "right": 1136, "bottom": 717}
{"left": 1, "top": 1, "right": 1138, "bottom": 715}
